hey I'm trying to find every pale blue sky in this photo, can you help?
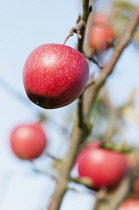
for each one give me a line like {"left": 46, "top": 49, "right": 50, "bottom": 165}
{"left": 0, "top": 0, "right": 139, "bottom": 209}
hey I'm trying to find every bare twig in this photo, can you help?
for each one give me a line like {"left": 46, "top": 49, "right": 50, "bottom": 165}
{"left": 46, "top": 152, "right": 62, "bottom": 162}
{"left": 94, "top": 176, "right": 130, "bottom": 210}
{"left": 67, "top": 186, "right": 79, "bottom": 193}
{"left": 63, "top": 26, "right": 81, "bottom": 45}
{"left": 33, "top": 168, "right": 57, "bottom": 180}
{"left": 63, "top": 0, "right": 90, "bottom": 45}
{"left": 78, "top": 94, "right": 84, "bottom": 128}
{"left": 68, "top": 184, "right": 96, "bottom": 196}
{"left": 83, "top": 54, "right": 103, "bottom": 68}
{"left": 31, "top": 161, "right": 57, "bottom": 180}
{"left": 70, "top": 177, "right": 93, "bottom": 189}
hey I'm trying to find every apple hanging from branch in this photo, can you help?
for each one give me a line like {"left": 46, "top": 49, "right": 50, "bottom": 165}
{"left": 23, "top": 44, "right": 89, "bottom": 109}
{"left": 75, "top": 141, "right": 128, "bottom": 189}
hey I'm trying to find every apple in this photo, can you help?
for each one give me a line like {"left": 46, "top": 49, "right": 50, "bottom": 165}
{"left": 118, "top": 199, "right": 139, "bottom": 210}
{"left": 10, "top": 123, "right": 47, "bottom": 160}
{"left": 23, "top": 44, "right": 89, "bottom": 109}
{"left": 76, "top": 141, "right": 127, "bottom": 189}
{"left": 90, "top": 14, "right": 115, "bottom": 54}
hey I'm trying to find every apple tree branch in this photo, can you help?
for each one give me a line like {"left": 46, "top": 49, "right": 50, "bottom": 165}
{"left": 47, "top": 4, "right": 139, "bottom": 210}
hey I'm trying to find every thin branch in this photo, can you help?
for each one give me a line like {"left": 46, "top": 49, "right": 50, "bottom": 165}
{"left": 47, "top": 2, "right": 91, "bottom": 209}
{"left": 78, "top": 94, "right": 84, "bottom": 128}
{"left": 84, "top": 55, "right": 103, "bottom": 69}
{"left": 68, "top": 185, "right": 96, "bottom": 196}
{"left": 70, "top": 177, "right": 93, "bottom": 189}
{"left": 93, "top": 176, "right": 131, "bottom": 210}
{"left": 33, "top": 168, "right": 57, "bottom": 180}
{"left": 63, "top": 18, "right": 84, "bottom": 45}
{"left": 63, "top": 26, "right": 81, "bottom": 45}
{"left": 46, "top": 152, "right": 62, "bottom": 162}
{"left": 82, "top": 0, "right": 90, "bottom": 22}
{"left": 47, "top": 100, "right": 90, "bottom": 210}
{"left": 31, "top": 161, "right": 57, "bottom": 180}
{"left": 67, "top": 186, "right": 79, "bottom": 193}
{"left": 63, "top": 0, "right": 90, "bottom": 45}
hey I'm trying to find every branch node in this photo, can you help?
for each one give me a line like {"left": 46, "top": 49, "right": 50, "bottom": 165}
{"left": 63, "top": 17, "right": 86, "bottom": 44}
{"left": 84, "top": 54, "right": 103, "bottom": 69}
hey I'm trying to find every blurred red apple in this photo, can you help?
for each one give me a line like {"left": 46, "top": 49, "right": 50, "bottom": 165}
{"left": 23, "top": 44, "right": 89, "bottom": 109}
{"left": 10, "top": 123, "right": 47, "bottom": 160}
{"left": 90, "top": 14, "right": 115, "bottom": 54}
{"left": 118, "top": 199, "right": 139, "bottom": 210}
{"left": 76, "top": 141, "right": 127, "bottom": 189}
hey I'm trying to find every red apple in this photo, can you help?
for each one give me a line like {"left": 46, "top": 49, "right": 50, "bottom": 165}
{"left": 23, "top": 44, "right": 89, "bottom": 109}
{"left": 118, "top": 199, "right": 139, "bottom": 210}
{"left": 76, "top": 141, "right": 127, "bottom": 189}
{"left": 10, "top": 123, "right": 47, "bottom": 160}
{"left": 90, "top": 14, "right": 115, "bottom": 54}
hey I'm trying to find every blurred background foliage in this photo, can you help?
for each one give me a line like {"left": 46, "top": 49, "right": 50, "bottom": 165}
{"left": 111, "top": 0, "right": 139, "bottom": 43}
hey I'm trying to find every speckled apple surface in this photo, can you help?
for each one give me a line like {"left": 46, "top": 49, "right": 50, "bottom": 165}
{"left": 23, "top": 44, "right": 89, "bottom": 109}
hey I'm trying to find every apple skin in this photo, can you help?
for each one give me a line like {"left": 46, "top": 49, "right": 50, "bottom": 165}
{"left": 23, "top": 44, "right": 89, "bottom": 109}
{"left": 76, "top": 141, "right": 127, "bottom": 189}
{"left": 10, "top": 123, "right": 47, "bottom": 160}
{"left": 118, "top": 199, "right": 139, "bottom": 210}
{"left": 90, "top": 14, "right": 115, "bottom": 54}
